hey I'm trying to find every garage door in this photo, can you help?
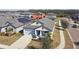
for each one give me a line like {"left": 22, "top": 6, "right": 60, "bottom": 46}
{"left": 24, "top": 29, "right": 32, "bottom": 35}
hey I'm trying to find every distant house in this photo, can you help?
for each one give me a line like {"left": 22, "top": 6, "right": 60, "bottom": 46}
{"left": 31, "top": 12, "right": 45, "bottom": 20}
{"left": 23, "top": 18, "right": 54, "bottom": 38}
{"left": 20, "top": 12, "right": 32, "bottom": 18}
{"left": 0, "top": 16, "right": 31, "bottom": 33}
{"left": 71, "top": 14, "right": 79, "bottom": 20}
{"left": 46, "top": 13, "right": 57, "bottom": 19}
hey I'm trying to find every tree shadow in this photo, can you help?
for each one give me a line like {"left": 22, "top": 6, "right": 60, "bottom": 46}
{"left": 55, "top": 27, "right": 64, "bottom": 31}
{"left": 55, "top": 24, "right": 62, "bottom": 27}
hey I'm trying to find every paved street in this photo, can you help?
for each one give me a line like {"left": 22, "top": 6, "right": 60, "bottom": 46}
{"left": 68, "top": 22, "right": 79, "bottom": 48}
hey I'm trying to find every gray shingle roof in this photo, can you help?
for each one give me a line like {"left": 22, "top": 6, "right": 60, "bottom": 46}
{"left": 0, "top": 16, "right": 31, "bottom": 28}
{"left": 24, "top": 25, "right": 39, "bottom": 29}
{"left": 24, "top": 18, "right": 54, "bottom": 31}
{"left": 38, "top": 18, "right": 54, "bottom": 31}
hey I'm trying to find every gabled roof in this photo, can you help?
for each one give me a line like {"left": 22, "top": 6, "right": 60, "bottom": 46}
{"left": 24, "top": 18, "right": 54, "bottom": 31}
{"left": 0, "top": 16, "right": 31, "bottom": 28}
{"left": 38, "top": 18, "right": 54, "bottom": 31}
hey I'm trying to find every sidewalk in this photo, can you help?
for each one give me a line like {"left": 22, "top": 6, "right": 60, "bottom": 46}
{"left": 56, "top": 20, "right": 65, "bottom": 49}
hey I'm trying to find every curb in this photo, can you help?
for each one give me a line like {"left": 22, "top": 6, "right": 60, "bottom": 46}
{"left": 51, "top": 21, "right": 56, "bottom": 40}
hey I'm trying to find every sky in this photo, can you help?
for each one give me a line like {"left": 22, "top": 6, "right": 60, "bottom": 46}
{"left": 0, "top": 0, "right": 79, "bottom": 9}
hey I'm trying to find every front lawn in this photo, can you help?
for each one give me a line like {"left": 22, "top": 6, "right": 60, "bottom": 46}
{"left": 27, "top": 40, "right": 42, "bottom": 49}
{"left": 0, "top": 33, "right": 22, "bottom": 45}
{"left": 51, "top": 20, "right": 60, "bottom": 48}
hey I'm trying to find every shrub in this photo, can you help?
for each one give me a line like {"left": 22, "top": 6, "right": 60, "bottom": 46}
{"left": 5, "top": 32, "right": 12, "bottom": 36}
{"left": 61, "top": 20, "right": 69, "bottom": 29}
{"left": 15, "top": 33, "right": 21, "bottom": 36}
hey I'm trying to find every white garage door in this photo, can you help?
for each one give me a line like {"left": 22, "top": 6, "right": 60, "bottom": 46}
{"left": 24, "top": 29, "right": 32, "bottom": 35}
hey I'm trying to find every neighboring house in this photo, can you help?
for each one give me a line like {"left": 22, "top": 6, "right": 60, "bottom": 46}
{"left": 0, "top": 16, "right": 31, "bottom": 33}
{"left": 20, "top": 12, "right": 32, "bottom": 18}
{"left": 71, "top": 14, "right": 79, "bottom": 24}
{"left": 71, "top": 14, "right": 79, "bottom": 20}
{"left": 23, "top": 18, "right": 54, "bottom": 38}
{"left": 31, "top": 12, "right": 45, "bottom": 20}
{"left": 46, "top": 13, "right": 57, "bottom": 19}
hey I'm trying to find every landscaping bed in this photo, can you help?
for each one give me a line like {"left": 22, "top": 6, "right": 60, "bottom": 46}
{"left": 0, "top": 33, "right": 22, "bottom": 45}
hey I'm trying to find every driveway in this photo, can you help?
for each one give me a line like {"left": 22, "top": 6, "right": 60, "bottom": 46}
{"left": 8, "top": 35, "right": 32, "bottom": 49}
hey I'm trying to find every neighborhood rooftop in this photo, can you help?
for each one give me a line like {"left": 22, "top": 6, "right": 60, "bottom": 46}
{"left": 24, "top": 18, "right": 54, "bottom": 31}
{"left": 38, "top": 18, "right": 54, "bottom": 31}
{"left": 0, "top": 16, "right": 31, "bottom": 28}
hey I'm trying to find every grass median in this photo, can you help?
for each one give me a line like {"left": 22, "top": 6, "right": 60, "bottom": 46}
{"left": 64, "top": 30, "right": 73, "bottom": 49}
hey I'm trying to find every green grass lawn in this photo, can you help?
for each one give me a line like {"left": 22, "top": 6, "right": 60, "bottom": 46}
{"left": 0, "top": 33, "right": 22, "bottom": 45}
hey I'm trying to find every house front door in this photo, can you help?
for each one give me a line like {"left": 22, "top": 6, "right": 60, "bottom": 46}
{"left": 37, "top": 30, "right": 40, "bottom": 36}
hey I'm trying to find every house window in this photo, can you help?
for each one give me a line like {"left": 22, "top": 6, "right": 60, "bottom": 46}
{"left": 37, "top": 30, "right": 40, "bottom": 36}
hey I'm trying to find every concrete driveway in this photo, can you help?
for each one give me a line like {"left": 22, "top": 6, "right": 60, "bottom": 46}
{"left": 8, "top": 35, "right": 32, "bottom": 49}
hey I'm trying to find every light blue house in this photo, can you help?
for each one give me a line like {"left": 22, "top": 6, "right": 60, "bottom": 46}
{"left": 23, "top": 18, "right": 55, "bottom": 38}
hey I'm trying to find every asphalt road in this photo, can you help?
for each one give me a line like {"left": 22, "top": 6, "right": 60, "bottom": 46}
{"left": 68, "top": 22, "right": 79, "bottom": 48}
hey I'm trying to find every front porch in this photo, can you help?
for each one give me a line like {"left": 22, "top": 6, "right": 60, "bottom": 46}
{"left": 32, "top": 28, "right": 49, "bottom": 39}
{"left": 34, "top": 30, "right": 49, "bottom": 38}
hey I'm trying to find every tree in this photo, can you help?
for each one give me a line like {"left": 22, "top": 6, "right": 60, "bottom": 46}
{"left": 42, "top": 33, "right": 51, "bottom": 49}
{"left": 61, "top": 20, "right": 69, "bottom": 29}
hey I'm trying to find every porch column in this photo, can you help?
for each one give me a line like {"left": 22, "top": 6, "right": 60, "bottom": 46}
{"left": 40, "top": 31, "right": 42, "bottom": 37}
{"left": 35, "top": 30, "right": 37, "bottom": 36}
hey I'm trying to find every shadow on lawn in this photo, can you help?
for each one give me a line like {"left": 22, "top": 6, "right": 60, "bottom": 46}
{"left": 55, "top": 27, "right": 64, "bottom": 31}
{"left": 56, "top": 24, "right": 62, "bottom": 27}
